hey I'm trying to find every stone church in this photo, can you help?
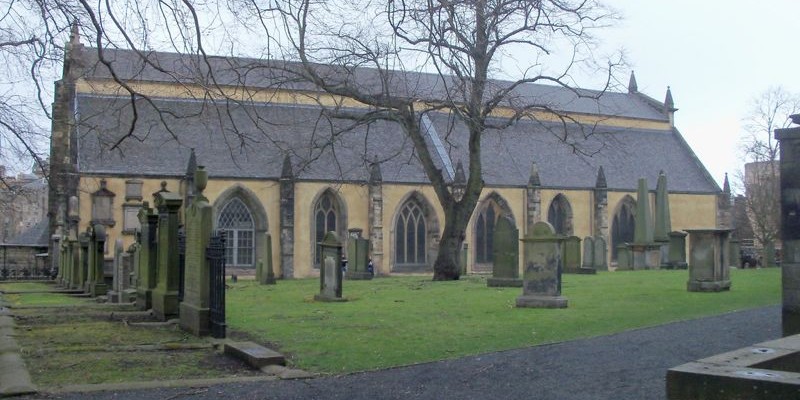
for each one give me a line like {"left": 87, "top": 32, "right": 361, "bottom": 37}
{"left": 48, "top": 32, "right": 726, "bottom": 279}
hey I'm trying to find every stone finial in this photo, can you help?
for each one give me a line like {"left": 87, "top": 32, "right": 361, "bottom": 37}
{"left": 369, "top": 155, "right": 382, "bottom": 184}
{"left": 628, "top": 71, "right": 638, "bottom": 94}
{"left": 595, "top": 166, "right": 607, "bottom": 189}
{"left": 195, "top": 165, "right": 208, "bottom": 202}
{"left": 185, "top": 148, "right": 197, "bottom": 178}
{"left": 69, "top": 21, "right": 80, "bottom": 49}
{"left": 723, "top": 173, "right": 731, "bottom": 195}
{"left": 664, "top": 86, "right": 677, "bottom": 113}
{"left": 281, "top": 154, "right": 293, "bottom": 179}
{"left": 528, "top": 161, "right": 541, "bottom": 187}
{"left": 453, "top": 160, "right": 466, "bottom": 186}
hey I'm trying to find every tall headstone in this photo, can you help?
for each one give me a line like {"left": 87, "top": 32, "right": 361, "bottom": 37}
{"left": 654, "top": 172, "right": 672, "bottom": 268}
{"left": 631, "top": 178, "right": 660, "bottom": 269}
{"left": 136, "top": 202, "right": 159, "bottom": 310}
{"left": 78, "top": 232, "right": 89, "bottom": 291}
{"left": 487, "top": 217, "right": 522, "bottom": 287}
{"left": 314, "top": 231, "right": 346, "bottom": 302}
{"left": 667, "top": 231, "right": 688, "bottom": 269}
{"left": 582, "top": 236, "right": 595, "bottom": 269}
{"left": 593, "top": 235, "right": 608, "bottom": 271}
{"left": 563, "top": 236, "right": 590, "bottom": 274}
{"left": 68, "top": 234, "right": 80, "bottom": 289}
{"left": 180, "top": 166, "right": 214, "bottom": 335}
{"left": 152, "top": 188, "right": 183, "bottom": 320}
{"left": 346, "top": 229, "right": 372, "bottom": 280}
{"left": 108, "top": 238, "right": 125, "bottom": 303}
{"left": 764, "top": 242, "right": 776, "bottom": 267}
{"left": 526, "top": 161, "right": 542, "bottom": 233}
{"left": 776, "top": 120, "right": 800, "bottom": 335}
{"left": 686, "top": 229, "right": 732, "bottom": 292}
{"left": 516, "top": 222, "right": 568, "bottom": 308}
{"left": 89, "top": 224, "right": 108, "bottom": 297}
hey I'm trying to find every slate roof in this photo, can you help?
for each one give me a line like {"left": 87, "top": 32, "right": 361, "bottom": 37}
{"left": 5, "top": 219, "right": 49, "bottom": 247}
{"left": 74, "top": 47, "right": 667, "bottom": 122}
{"left": 71, "top": 47, "right": 720, "bottom": 193}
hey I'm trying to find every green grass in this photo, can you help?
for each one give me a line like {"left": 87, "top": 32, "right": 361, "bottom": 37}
{"left": 0, "top": 282, "right": 55, "bottom": 292}
{"left": 227, "top": 268, "right": 781, "bottom": 374}
{"left": 3, "top": 292, "right": 88, "bottom": 307}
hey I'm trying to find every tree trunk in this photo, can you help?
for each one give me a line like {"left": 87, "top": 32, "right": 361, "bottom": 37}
{"left": 432, "top": 200, "right": 472, "bottom": 281}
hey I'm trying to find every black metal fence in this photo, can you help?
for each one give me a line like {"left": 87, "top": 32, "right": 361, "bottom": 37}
{"left": 207, "top": 230, "right": 226, "bottom": 338}
{"left": 0, "top": 265, "right": 56, "bottom": 281}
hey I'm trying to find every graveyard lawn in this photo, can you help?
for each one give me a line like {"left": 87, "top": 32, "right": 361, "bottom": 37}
{"left": 227, "top": 268, "right": 780, "bottom": 374}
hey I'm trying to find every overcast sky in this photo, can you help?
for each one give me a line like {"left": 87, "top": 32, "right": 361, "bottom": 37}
{"left": 596, "top": 0, "right": 800, "bottom": 191}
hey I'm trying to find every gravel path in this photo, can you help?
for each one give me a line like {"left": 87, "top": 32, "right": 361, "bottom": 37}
{"left": 28, "top": 305, "right": 781, "bottom": 400}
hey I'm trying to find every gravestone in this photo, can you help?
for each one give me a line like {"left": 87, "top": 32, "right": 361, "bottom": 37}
{"left": 314, "top": 231, "right": 346, "bottom": 302}
{"left": 346, "top": 229, "right": 372, "bottom": 280}
{"left": 78, "top": 232, "right": 89, "bottom": 291}
{"left": 152, "top": 189, "right": 183, "bottom": 320}
{"left": 582, "top": 236, "right": 594, "bottom": 269}
{"left": 487, "top": 217, "right": 521, "bottom": 287}
{"left": 616, "top": 244, "right": 632, "bottom": 270}
{"left": 667, "top": 231, "right": 688, "bottom": 269}
{"left": 89, "top": 224, "right": 108, "bottom": 297}
{"left": 516, "top": 222, "right": 568, "bottom": 308}
{"left": 729, "top": 239, "right": 741, "bottom": 269}
{"left": 686, "top": 229, "right": 732, "bottom": 292}
{"left": 562, "top": 236, "right": 583, "bottom": 274}
{"left": 136, "top": 202, "right": 159, "bottom": 310}
{"left": 122, "top": 245, "right": 137, "bottom": 302}
{"left": 256, "top": 233, "right": 276, "bottom": 285}
{"left": 68, "top": 234, "right": 80, "bottom": 289}
{"left": 764, "top": 242, "right": 776, "bottom": 267}
{"left": 631, "top": 178, "right": 661, "bottom": 269}
{"left": 108, "top": 239, "right": 125, "bottom": 303}
{"left": 180, "top": 166, "right": 214, "bottom": 335}
{"left": 593, "top": 236, "right": 608, "bottom": 271}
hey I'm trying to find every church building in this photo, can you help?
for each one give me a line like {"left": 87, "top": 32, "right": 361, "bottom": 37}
{"left": 48, "top": 32, "right": 726, "bottom": 278}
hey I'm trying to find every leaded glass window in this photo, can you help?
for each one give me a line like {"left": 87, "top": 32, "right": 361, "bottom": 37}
{"left": 396, "top": 199, "right": 426, "bottom": 266}
{"left": 314, "top": 191, "right": 338, "bottom": 267}
{"left": 475, "top": 202, "right": 499, "bottom": 264}
{"left": 547, "top": 194, "right": 572, "bottom": 236}
{"left": 218, "top": 198, "right": 254, "bottom": 267}
{"left": 612, "top": 197, "right": 636, "bottom": 260}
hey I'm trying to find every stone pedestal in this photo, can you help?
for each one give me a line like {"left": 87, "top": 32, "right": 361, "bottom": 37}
{"left": 516, "top": 222, "right": 568, "bottom": 309}
{"left": 616, "top": 244, "right": 632, "bottom": 270}
{"left": 630, "top": 243, "right": 661, "bottom": 270}
{"left": 686, "top": 229, "right": 732, "bottom": 292}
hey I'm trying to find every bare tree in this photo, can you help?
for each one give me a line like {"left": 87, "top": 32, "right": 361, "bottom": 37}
{"left": 243, "top": 0, "right": 623, "bottom": 280}
{"left": 739, "top": 86, "right": 800, "bottom": 249}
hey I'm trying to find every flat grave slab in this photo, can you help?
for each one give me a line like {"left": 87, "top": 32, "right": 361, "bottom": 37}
{"left": 224, "top": 341, "right": 286, "bottom": 369}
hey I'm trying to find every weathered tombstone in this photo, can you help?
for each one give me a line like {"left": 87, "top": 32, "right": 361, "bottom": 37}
{"left": 667, "top": 231, "right": 688, "bottom": 269}
{"left": 51, "top": 234, "right": 62, "bottom": 284}
{"left": 516, "top": 222, "right": 568, "bottom": 308}
{"left": 654, "top": 172, "right": 672, "bottom": 268}
{"left": 686, "top": 229, "right": 732, "bottom": 292}
{"left": 562, "top": 236, "right": 583, "bottom": 274}
{"left": 256, "top": 233, "right": 276, "bottom": 285}
{"left": 314, "top": 231, "right": 346, "bottom": 302}
{"left": 631, "top": 178, "right": 661, "bottom": 269}
{"left": 346, "top": 229, "right": 372, "bottom": 280}
{"left": 729, "top": 238, "right": 741, "bottom": 269}
{"left": 593, "top": 236, "right": 608, "bottom": 271}
{"left": 180, "top": 166, "right": 214, "bottom": 335}
{"left": 582, "top": 236, "right": 594, "bottom": 269}
{"left": 487, "top": 217, "right": 521, "bottom": 287}
{"left": 152, "top": 189, "right": 183, "bottom": 320}
{"left": 108, "top": 238, "right": 125, "bottom": 303}
{"left": 89, "top": 224, "right": 108, "bottom": 297}
{"left": 122, "top": 246, "right": 137, "bottom": 302}
{"left": 616, "top": 244, "right": 632, "bottom": 271}
{"left": 78, "top": 232, "right": 89, "bottom": 291}
{"left": 136, "top": 202, "right": 158, "bottom": 310}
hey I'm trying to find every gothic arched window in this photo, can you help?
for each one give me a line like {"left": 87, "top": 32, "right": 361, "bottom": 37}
{"left": 612, "top": 196, "right": 636, "bottom": 261}
{"left": 395, "top": 199, "right": 427, "bottom": 266}
{"left": 547, "top": 194, "right": 573, "bottom": 236}
{"left": 475, "top": 201, "right": 499, "bottom": 264}
{"left": 314, "top": 191, "right": 339, "bottom": 267}
{"left": 218, "top": 198, "right": 255, "bottom": 267}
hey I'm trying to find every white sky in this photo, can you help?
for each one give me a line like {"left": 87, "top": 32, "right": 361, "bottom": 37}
{"left": 597, "top": 0, "right": 800, "bottom": 191}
